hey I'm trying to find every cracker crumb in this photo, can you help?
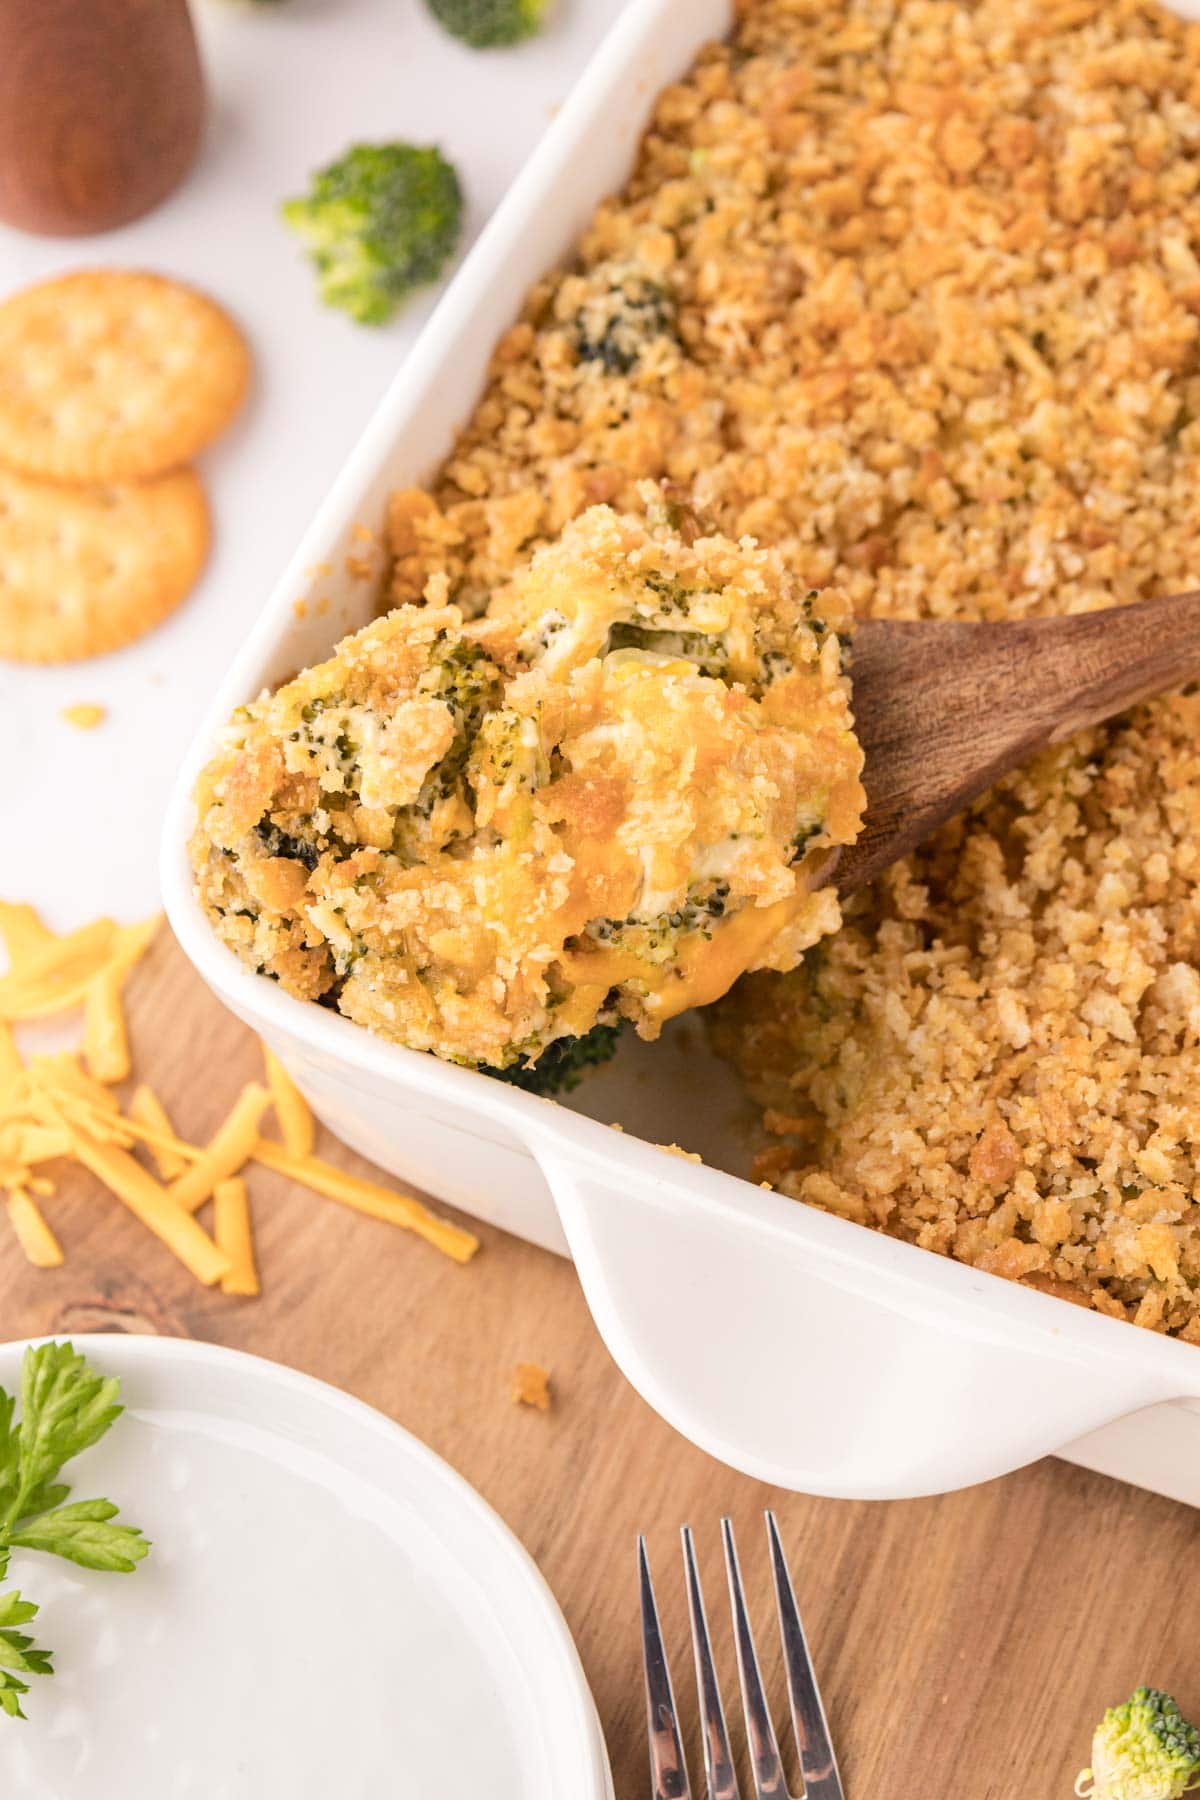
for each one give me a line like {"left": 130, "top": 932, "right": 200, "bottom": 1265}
{"left": 512, "top": 1362, "right": 552, "bottom": 1411}
{"left": 346, "top": 522, "right": 379, "bottom": 580}
{"left": 61, "top": 704, "right": 106, "bottom": 730}
{"left": 700, "top": 0, "right": 1200, "bottom": 1340}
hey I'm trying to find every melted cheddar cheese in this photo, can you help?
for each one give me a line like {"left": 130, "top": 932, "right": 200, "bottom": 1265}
{"left": 191, "top": 501, "right": 864, "bottom": 1075}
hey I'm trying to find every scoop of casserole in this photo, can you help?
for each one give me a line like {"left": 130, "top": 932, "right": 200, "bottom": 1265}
{"left": 190, "top": 502, "right": 864, "bottom": 1076}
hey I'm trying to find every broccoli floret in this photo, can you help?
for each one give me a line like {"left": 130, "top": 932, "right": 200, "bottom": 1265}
{"left": 282, "top": 143, "right": 463, "bottom": 326}
{"left": 425, "top": 0, "right": 548, "bottom": 48}
{"left": 254, "top": 819, "right": 320, "bottom": 871}
{"left": 584, "top": 884, "right": 731, "bottom": 964}
{"left": 605, "top": 620, "right": 729, "bottom": 681}
{"left": 1077, "top": 1688, "right": 1200, "bottom": 1800}
{"left": 410, "top": 637, "right": 504, "bottom": 818}
{"left": 418, "top": 636, "right": 501, "bottom": 725}
{"left": 572, "top": 270, "right": 677, "bottom": 374}
{"left": 483, "top": 1022, "right": 625, "bottom": 1095}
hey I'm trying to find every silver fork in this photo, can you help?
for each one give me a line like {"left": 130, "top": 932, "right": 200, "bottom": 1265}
{"left": 638, "top": 1512, "right": 844, "bottom": 1800}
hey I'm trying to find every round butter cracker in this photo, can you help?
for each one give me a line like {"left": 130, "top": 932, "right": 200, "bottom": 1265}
{"left": 0, "top": 465, "right": 210, "bottom": 662}
{"left": 0, "top": 270, "right": 250, "bottom": 483}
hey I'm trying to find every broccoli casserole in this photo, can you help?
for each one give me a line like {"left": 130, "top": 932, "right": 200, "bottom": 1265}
{"left": 191, "top": 504, "right": 863, "bottom": 1075}
{"left": 198, "top": 0, "right": 1200, "bottom": 1339}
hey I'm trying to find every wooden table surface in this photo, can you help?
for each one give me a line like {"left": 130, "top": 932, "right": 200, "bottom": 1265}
{"left": 5, "top": 931, "right": 1197, "bottom": 1799}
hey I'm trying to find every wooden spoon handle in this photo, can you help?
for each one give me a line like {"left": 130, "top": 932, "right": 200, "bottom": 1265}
{"left": 830, "top": 589, "right": 1200, "bottom": 895}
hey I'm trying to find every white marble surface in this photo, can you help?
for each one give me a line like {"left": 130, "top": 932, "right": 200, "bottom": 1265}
{"left": 0, "top": 0, "right": 631, "bottom": 930}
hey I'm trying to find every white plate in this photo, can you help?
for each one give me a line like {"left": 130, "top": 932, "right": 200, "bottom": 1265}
{"left": 0, "top": 1336, "right": 612, "bottom": 1800}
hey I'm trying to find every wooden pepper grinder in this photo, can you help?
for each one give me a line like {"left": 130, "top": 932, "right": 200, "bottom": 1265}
{"left": 0, "top": 0, "right": 206, "bottom": 236}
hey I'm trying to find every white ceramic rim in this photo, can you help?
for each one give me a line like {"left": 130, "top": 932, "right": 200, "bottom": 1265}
{"left": 0, "top": 1333, "right": 613, "bottom": 1796}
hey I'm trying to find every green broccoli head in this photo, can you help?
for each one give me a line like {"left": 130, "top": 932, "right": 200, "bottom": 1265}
{"left": 1077, "top": 1689, "right": 1200, "bottom": 1800}
{"left": 425, "top": 0, "right": 548, "bottom": 48}
{"left": 483, "top": 1022, "right": 625, "bottom": 1095}
{"left": 282, "top": 144, "right": 463, "bottom": 326}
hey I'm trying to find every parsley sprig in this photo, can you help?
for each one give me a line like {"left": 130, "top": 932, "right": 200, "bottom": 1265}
{"left": 0, "top": 1342, "right": 148, "bottom": 1718}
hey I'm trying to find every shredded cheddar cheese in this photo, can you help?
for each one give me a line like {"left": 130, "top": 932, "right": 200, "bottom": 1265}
{"left": 0, "top": 1153, "right": 35, "bottom": 1194}
{"left": 82, "top": 963, "right": 132, "bottom": 1085}
{"left": 29, "top": 1054, "right": 125, "bottom": 1135}
{"left": 0, "top": 898, "right": 481, "bottom": 1289}
{"left": 169, "top": 1084, "right": 271, "bottom": 1214}
{"left": 80, "top": 916, "right": 161, "bottom": 1084}
{"left": 214, "top": 1176, "right": 259, "bottom": 1296}
{"left": 6, "top": 1189, "right": 63, "bottom": 1268}
{"left": 251, "top": 1138, "right": 479, "bottom": 1263}
{"left": 0, "top": 1120, "right": 72, "bottom": 1166}
{"left": 116, "top": 1114, "right": 201, "bottom": 1167}
{"left": 0, "top": 1023, "right": 22, "bottom": 1085}
{"left": 262, "top": 1045, "right": 314, "bottom": 1158}
{"left": 0, "top": 902, "right": 55, "bottom": 964}
{"left": 0, "top": 919, "right": 120, "bottom": 1021}
{"left": 71, "top": 1131, "right": 230, "bottom": 1285}
{"left": 128, "top": 1084, "right": 188, "bottom": 1179}
{"left": 27, "top": 1062, "right": 200, "bottom": 1168}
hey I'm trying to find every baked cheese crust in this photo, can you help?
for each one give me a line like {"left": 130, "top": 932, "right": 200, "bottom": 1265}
{"left": 191, "top": 502, "right": 864, "bottom": 1073}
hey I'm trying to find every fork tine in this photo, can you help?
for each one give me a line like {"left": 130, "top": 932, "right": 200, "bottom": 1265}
{"left": 721, "top": 1519, "right": 791, "bottom": 1800}
{"left": 766, "top": 1513, "right": 844, "bottom": 1800}
{"left": 682, "top": 1526, "right": 741, "bottom": 1800}
{"left": 639, "top": 1536, "right": 693, "bottom": 1800}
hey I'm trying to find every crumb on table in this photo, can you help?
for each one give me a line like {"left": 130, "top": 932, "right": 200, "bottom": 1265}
{"left": 61, "top": 704, "right": 107, "bottom": 730}
{"left": 512, "top": 1362, "right": 553, "bottom": 1411}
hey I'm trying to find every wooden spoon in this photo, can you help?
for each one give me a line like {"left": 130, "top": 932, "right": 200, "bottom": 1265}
{"left": 826, "top": 590, "right": 1200, "bottom": 895}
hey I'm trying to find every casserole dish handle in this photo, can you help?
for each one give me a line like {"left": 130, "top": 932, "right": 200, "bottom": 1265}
{"left": 536, "top": 1140, "right": 1187, "bottom": 1498}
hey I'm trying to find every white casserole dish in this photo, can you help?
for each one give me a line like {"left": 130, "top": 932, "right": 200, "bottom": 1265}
{"left": 163, "top": 0, "right": 1200, "bottom": 1503}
